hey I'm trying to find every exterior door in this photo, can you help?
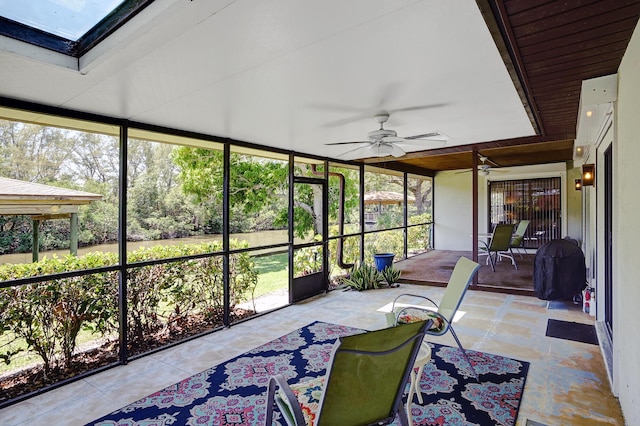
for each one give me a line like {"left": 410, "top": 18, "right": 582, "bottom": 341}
{"left": 291, "top": 179, "right": 326, "bottom": 302}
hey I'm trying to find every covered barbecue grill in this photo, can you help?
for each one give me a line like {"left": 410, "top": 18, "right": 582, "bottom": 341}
{"left": 533, "top": 238, "right": 587, "bottom": 300}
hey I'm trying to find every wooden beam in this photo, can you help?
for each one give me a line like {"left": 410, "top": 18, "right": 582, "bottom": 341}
{"left": 31, "top": 213, "right": 72, "bottom": 220}
{"left": 0, "top": 204, "right": 79, "bottom": 215}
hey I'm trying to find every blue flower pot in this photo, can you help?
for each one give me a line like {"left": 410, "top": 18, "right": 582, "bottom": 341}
{"left": 373, "top": 253, "right": 395, "bottom": 271}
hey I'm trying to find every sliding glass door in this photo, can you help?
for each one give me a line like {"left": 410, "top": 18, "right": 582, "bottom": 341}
{"left": 489, "top": 177, "right": 562, "bottom": 249}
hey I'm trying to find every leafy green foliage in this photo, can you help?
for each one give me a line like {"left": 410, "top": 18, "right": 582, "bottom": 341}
{"left": 0, "top": 241, "right": 258, "bottom": 372}
{"left": 364, "top": 231, "right": 404, "bottom": 263}
{"left": 293, "top": 243, "right": 323, "bottom": 278}
{"left": 408, "top": 213, "right": 433, "bottom": 254}
{"left": 173, "top": 148, "right": 291, "bottom": 234}
{"left": 0, "top": 254, "right": 118, "bottom": 375}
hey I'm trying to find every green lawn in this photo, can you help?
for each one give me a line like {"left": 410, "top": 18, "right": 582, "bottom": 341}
{"left": 252, "top": 252, "right": 288, "bottom": 297}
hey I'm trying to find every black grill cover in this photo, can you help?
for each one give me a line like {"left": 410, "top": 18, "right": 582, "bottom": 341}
{"left": 534, "top": 239, "right": 587, "bottom": 300}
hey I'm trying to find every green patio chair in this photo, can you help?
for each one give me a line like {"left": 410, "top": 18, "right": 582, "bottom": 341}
{"left": 510, "top": 219, "right": 530, "bottom": 257}
{"left": 264, "top": 320, "right": 431, "bottom": 426}
{"left": 387, "top": 256, "right": 481, "bottom": 381}
{"left": 479, "top": 223, "right": 517, "bottom": 271}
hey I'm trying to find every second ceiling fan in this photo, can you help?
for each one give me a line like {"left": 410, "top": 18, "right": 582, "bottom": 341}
{"left": 457, "top": 155, "right": 507, "bottom": 176}
{"left": 325, "top": 112, "right": 448, "bottom": 160}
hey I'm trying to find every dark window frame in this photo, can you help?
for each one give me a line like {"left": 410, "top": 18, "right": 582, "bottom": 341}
{"left": 0, "top": 0, "right": 155, "bottom": 57}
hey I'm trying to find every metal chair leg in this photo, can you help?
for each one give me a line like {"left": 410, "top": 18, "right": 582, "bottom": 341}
{"left": 488, "top": 251, "right": 496, "bottom": 271}
{"left": 509, "top": 248, "right": 519, "bottom": 270}
{"left": 449, "top": 326, "right": 479, "bottom": 382}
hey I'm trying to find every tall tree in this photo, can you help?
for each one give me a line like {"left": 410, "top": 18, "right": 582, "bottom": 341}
{"left": 0, "top": 121, "right": 75, "bottom": 182}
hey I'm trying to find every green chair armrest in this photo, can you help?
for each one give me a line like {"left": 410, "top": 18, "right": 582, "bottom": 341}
{"left": 266, "top": 375, "right": 306, "bottom": 425}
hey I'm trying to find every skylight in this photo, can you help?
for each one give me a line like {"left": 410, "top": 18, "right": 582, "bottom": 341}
{"left": 0, "top": 0, "right": 125, "bottom": 41}
{"left": 0, "top": 0, "right": 154, "bottom": 57}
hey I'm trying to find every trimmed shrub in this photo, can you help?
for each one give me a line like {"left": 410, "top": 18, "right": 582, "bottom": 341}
{"left": 0, "top": 240, "right": 257, "bottom": 373}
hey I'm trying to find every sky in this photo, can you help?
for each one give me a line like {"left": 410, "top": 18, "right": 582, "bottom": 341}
{"left": 0, "top": 0, "right": 124, "bottom": 40}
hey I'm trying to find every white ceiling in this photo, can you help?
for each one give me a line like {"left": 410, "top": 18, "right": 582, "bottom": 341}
{"left": 0, "top": 0, "right": 535, "bottom": 160}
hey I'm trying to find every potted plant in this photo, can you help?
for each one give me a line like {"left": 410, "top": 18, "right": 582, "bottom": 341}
{"left": 373, "top": 253, "right": 395, "bottom": 271}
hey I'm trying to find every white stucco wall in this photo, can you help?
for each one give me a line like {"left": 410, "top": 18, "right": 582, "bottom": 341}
{"left": 433, "top": 171, "right": 487, "bottom": 250}
{"left": 614, "top": 19, "right": 640, "bottom": 424}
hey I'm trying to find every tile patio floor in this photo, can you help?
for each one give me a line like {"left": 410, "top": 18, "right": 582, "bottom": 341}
{"left": 1, "top": 284, "right": 624, "bottom": 425}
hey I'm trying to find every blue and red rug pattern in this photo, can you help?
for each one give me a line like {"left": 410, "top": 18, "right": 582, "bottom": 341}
{"left": 89, "top": 321, "right": 529, "bottom": 426}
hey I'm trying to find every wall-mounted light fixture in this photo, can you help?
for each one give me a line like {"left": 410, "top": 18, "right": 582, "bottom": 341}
{"left": 582, "top": 164, "right": 595, "bottom": 186}
{"left": 575, "top": 179, "right": 582, "bottom": 190}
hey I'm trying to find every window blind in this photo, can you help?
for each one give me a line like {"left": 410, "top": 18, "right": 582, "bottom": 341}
{"left": 489, "top": 177, "right": 561, "bottom": 248}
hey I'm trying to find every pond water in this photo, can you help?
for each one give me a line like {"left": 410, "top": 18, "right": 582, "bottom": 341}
{"left": 0, "top": 230, "right": 291, "bottom": 265}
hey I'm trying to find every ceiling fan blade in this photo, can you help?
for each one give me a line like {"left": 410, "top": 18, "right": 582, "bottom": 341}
{"left": 336, "top": 144, "right": 376, "bottom": 160}
{"left": 455, "top": 168, "right": 493, "bottom": 175}
{"left": 318, "top": 100, "right": 448, "bottom": 128}
{"left": 390, "top": 139, "right": 447, "bottom": 148}
{"left": 454, "top": 166, "right": 508, "bottom": 175}
{"left": 322, "top": 114, "right": 375, "bottom": 128}
{"left": 405, "top": 132, "right": 440, "bottom": 140}
{"left": 404, "top": 131, "right": 448, "bottom": 140}
{"left": 478, "top": 154, "right": 501, "bottom": 167}
{"left": 325, "top": 140, "right": 370, "bottom": 146}
{"left": 389, "top": 103, "right": 449, "bottom": 114}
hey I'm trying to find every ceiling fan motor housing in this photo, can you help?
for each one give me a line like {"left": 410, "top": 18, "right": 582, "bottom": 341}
{"left": 368, "top": 128, "right": 397, "bottom": 140}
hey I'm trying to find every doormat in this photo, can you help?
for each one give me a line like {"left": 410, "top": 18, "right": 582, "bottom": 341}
{"left": 545, "top": 319, "right": 598, "bottom": 345}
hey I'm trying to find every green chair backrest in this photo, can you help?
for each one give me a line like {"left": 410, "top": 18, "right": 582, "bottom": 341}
{"left": 437, "top": 256, "right": 480, "bottom": 323}
{"left": 489, "top": 223, "right": 515, "bottom": 252}
{"left": 511, "top": 220, "right": 530, "bottom": 245}
{"left": 316, "top": 320, "right": 428, "bottom": 426}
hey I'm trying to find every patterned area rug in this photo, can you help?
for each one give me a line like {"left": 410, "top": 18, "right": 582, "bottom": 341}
{"left": 88, "top": 321, "right": 529, "bottom": 426}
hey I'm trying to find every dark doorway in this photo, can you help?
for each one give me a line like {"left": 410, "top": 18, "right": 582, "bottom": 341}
{"left": 604, "top": 145, "right": 613, "bottom": 339}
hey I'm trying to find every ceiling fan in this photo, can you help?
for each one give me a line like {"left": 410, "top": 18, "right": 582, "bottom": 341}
{"left": 457, "top": 155, "right": 507, "bottom": 176}
{"left": 325, "top": 112, "right": 448, "bottom": 160}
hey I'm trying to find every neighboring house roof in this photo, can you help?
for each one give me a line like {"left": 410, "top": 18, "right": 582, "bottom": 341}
{"left": 0, "top": 177, "right": 102, "bottom": 216}
{"left": 364, "top": 191, "right": 415, "bottom": 205}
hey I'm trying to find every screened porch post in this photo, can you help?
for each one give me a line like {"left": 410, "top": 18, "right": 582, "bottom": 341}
{"left": 70, "top": 212, "right": 78, "bottom": 256}
{"left": 32, "top": 218, "right": 39, "bottom": 262}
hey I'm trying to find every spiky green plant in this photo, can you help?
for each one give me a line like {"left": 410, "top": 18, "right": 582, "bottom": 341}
{"left": 341, "top": 262, "right": 382, "bottom": 291}
{"left": 381, "top": 265, "right": 402, "bottom": 286}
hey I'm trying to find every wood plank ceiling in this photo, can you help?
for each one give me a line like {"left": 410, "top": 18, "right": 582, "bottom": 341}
{"left": 367, "top": 0, "right": 640, "bottom": 174}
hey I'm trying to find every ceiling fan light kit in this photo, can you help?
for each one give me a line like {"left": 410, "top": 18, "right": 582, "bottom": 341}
{"left": 375, "top": 143, "right": 395, "bottom": 157}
